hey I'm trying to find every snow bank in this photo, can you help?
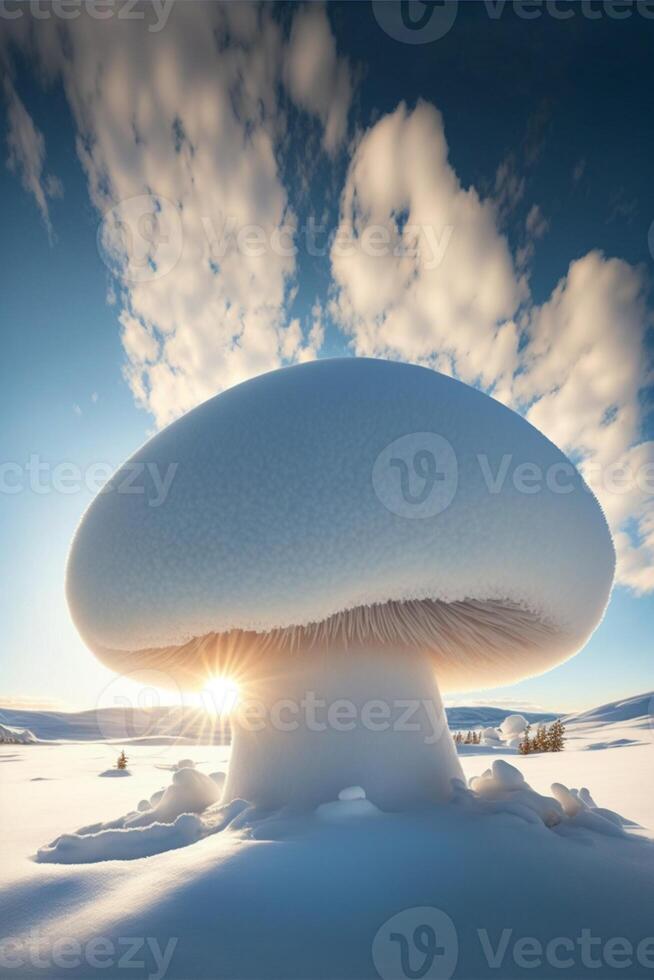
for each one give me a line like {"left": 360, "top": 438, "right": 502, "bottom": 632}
{"left": 462, "top": 760, "right": 634, "bottom": 836}
{"left": 36, "top": 766, "right": 220, "bottom": 864}
{"left": 99, "top": 768, "right": 132, "bottom": 777}
{"left": 0, "top": 722, "right": 36, "bottom": 744}
{"left": 36, "top": 813, "right": 204, "bottom": 864}
{"left": 35, "top": 753, "right": 642, "bottom": 869}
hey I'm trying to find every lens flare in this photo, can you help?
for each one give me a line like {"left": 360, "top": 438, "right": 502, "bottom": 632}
{"left": 201, "top": 676, "right": 240, "bottom": 716}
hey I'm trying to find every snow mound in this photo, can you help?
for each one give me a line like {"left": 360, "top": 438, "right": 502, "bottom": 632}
{"left": 146, "top": 767, "right": 220, "bottom": 821}
{"left": 317, "top": 787, "right": 381, "bottom": 822}
{"left": 36, "top": 767, "right": 221, "bottom": 864}
{"left": 565, "top": 691, "right": 653, "bottom": 727}
{"left": 36, "top": 813, "right": 203, "bottom": 864}
{"left": 98, "top": 768, "right": 132, "bottom": 777}
{"left": 499, "top": 713, "right": 528, "bottom": 736}
{"left": 338, "top": 785, "right": 366, "bottom": 801}
{"left": 0, "top": 722, "right": 36, "bottom": 744}
{"left": 462, "top": 760, "right": 634, "bottom": 835}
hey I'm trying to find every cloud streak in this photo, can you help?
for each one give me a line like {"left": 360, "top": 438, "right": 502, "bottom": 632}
{"left": 3, "top": 75, "right": 62, "bottom": 240}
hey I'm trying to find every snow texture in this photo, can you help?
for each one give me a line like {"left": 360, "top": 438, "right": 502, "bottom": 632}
{"left": 66, "top": 358, "right": 615, "bottom": 692}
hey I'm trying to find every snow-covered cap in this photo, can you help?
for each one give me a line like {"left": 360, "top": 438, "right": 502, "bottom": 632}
{"left": 66, "top": 358, "right": 615, "bottom": 691}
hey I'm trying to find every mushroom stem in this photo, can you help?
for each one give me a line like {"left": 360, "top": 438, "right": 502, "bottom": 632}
{"left": 222, "top": 647, "right": 463, "bottom": 812}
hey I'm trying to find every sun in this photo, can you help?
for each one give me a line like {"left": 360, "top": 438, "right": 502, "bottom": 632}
{"left": 201, "top": 675, "right": 240, "bottom": 716}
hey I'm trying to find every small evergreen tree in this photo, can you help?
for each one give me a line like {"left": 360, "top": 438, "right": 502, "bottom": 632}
{"left": 117, "top": 750, "right": 128, "bottom": 770}
{"left": 547, "top": 719, "right": 566, "bottom": 752}
{"left": 464, "top": 730, "right": 472, "bottom": 744}
{"left": 518, "top": 724, "right": 532, "bottom": 755}
{"left": 531, "top": 724, "right": 548, "bottom": 752}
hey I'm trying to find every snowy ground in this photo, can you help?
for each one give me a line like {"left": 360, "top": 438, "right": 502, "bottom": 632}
{"left": 1, "top": 694, "right": 652, "bottom": 979}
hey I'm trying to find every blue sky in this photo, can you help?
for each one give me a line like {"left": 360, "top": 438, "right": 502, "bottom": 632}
{"left": 1, "top": 1, "right": 652, "bottom": 712}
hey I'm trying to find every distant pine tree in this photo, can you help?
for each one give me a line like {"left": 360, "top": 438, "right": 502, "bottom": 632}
{"left": 532, "top": 724, "right": 549, "bottom": 753}
{"left": 464, "top": 730, "right": 473, "bottom": 744}
{"left": 117, "top": 750, "right": 128, "bottom": 770}
{"left": 518, "top": 724, "right": 532, "bottom": 755}
{"left": 548, "top": 719, "right": 566, "bottom": 752}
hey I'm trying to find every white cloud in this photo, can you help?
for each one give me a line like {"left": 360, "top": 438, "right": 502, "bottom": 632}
{"left": 493, "top": 154, "right": 525, "bottom": 225}
{"left": 283, "top": 3, "right": 352, "bottom": 154}
{"left": 516, "top": 203, "right": 549, "bottom": 271}
{"left": 2, "top": 3, "right": 348, "bottom": 427}
{"left": 3, "top": 76, "right": 62, "bottom": 240}
{"left": 516, "top": 253, "right": 654, "bottom": 593}
{"left": 331, "top": 103, "right": 653, "bottom": 593}
{"left": 330, "top": 101, "right": 525, "bottom": 403}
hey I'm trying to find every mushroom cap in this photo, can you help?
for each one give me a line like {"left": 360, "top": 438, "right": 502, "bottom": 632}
{"left": 66, "top": 358, "right": 614, "bottom": 691}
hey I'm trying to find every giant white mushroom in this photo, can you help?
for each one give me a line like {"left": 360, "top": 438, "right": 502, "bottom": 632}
{"left": 67, "top": 358, "right": 615, "bottom": 811}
